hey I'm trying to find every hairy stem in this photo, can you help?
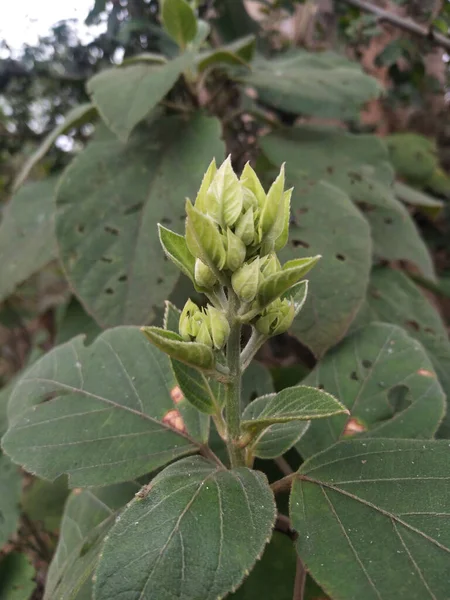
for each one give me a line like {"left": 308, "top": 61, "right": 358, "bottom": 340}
{"left": 271, "top": 473, "right": 296, "bottom": 495}
{"left": 225, "top": 294, "right": 246, "bottom": 467}
{"left": 240, "top": 328, "right": 267, "bottom": 371}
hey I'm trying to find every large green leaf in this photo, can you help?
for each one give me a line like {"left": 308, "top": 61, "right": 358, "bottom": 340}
{"left": 22, "top": 476, "right": 69, "bottom": 532}
{"left": 0, "top": 178, "right": 58, "bottom": 302}
{"left": 298, "top": 323, "right": 446, "bottom": 459}
{"left": 95, "top": 456, "right": 276, "bottom": 600}
{"left": 55, "top": 114, "right": 224, "bottom": 328}
{"left": 0, "top": 453, "right": 22, "bottom": 547}
{"left": 44, "top": 482, "right": 139, "bottom": 600}
{"left": 2, "top": 327, "right": 211, "bottom": 487}
{"left": 87, "top": 53, "right": 194, "bottom": 141}
{"left": 261, "top": 126, "right": 435, "bottom": 279}
{"left": 238, "top": 51, "right": 381, "bottom": 120}
{"left": 353, "top": 268, "right": 450, "bottom": 436}
{"left": 161, "top": 0, "right": 197, "bottom": 48}
{"left": 291, "top": 438, "right": 450, "bottom": 600}
{"left": 0, "top": 553, "right": 36, "bottom": 600}
{"left": 278, "top": 180, "right": 371, "bottom": 358}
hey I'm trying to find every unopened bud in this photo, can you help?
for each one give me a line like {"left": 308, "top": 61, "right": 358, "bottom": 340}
{"left": 258, "top": 164, "right": 285, "bottom": 243}
{"left": 255, "top": 298, "right": 295, "bottom": 336}
{"left": 260, "top": 253, "right": 281, "bottom": 279}
{"left": 206, "top": 156, "right": 243, "bottom": 228}
{"left": 231, "top": 258, "right": 261, "bottom": 303}
{"left": 196, "top": 319, "right": 213, "bottom": 348}
{"left": 240, "top": 162, "right": 266, "bottom": 209}
{"left": 207, "top": 306, "right": 230, "bottom": 350}
{"left": 234, "top": 208, "right": 255, "bottom": 246}
{"left": 225, "top": 228, "right": 246, "bottom": 272}
{"left": 179, "top": 299, "right": 201, "bottom": 341}
{"left": 194, "top": 159, "right": 217, "bottom": 214}
{"left": 194, "top": 258, "right": 217, "bottom": 289}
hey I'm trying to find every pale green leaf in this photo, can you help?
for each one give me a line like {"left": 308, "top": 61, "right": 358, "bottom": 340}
{"left": 158, "top": 224, "right": 196, "bottom": 286}
{"left": 298, "top": 323, "right": 446, "bottom": 459}
{"left": 185, "top": 201, "right": 227, "bottom": 269}
{"left": 258, "top": 256, "right": 320, "bottom": 308}
{"left": 141, "top": 326, "right": 215, "bottom": 370}
{"left": 0, "top": 178, "right": 58, "bottom": 303}
{"left": 0, "top": 553, "right": 36, "bottom": 600}
{"left": 22, "top": 476, "right": 69, "bottom": 532}
{"left": 3, "top": 327, "right": 201, "bottom": 487}
{"left": 291, "top": 439, "right": 450, "bottom": 600}
{"left": 161, "top": 0, "right": 198, "bottom": 48}
{"left": 0, "top": 454, "right": 21, "bottom": 547}
{"left": 281, "top": 280, "right": 308, "bottom": 317}
{"left": 242, "top": 385, "right": 348, "bottom": 434}
{"left": 13, "top": 103, "right": 97, "bottom": 191}
{"left": 95, "top": 456, "right": 276, "bottom": 600}
{"left": 44, "top": 482, "right": 138, "bottom": 600}
{"left": 394, "top": 181, "right": 443, "bottom": 218}
{"left": 55, "top": 114, "right": 224, "bottom": 328}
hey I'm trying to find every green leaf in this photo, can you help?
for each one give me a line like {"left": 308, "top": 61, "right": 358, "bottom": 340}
{"left": 261, "top": 126, "right": 435, "bottom": 279}
{"left": 158, "top": 225, "right": 196, "bottom": 287}
{"left": 55, "top": 297, "right": 102, "bottom": 346}
{"left": 258, "top": 256, "right": 320, "bottom": 308}
{"left": 13, "top": 103, "right": 97, "bottom": 191}
{"left": 237, "top": 50, "right": 381, "bottom": 120}
{"left": 229, "top": 532, "right": 297, "bottom": 599}
{"left": 394, "top": 181, "right": 443, "bottom": 218}
{"left": 55, "top": 114, "right": 224, "bottom": 328}
{"left": 281, "top": 280, "right": 308, "bottom": 317}
{"left": 353, "top": 268, "right": 450, "bottom": 436}
{"left": 87, "top": 53, "right": 195, "bottom": 141}
{"left": 387, "top": 133, "right": 437, "bottom": 185}
{"left": 0, "top": 553, "right": 36, "bottom": 600}
{"left": 141, "top": 326, "right": 215, "bottom": 370}
{"left": 161, "top": 0, "right": 198, "bottom": 48}
{"left": 212, "top": 0, "right": 259, "bottom": 43}
{"left": 277, "top": 180, "right": 372, "bottom": 358}
{"left": 3, "top": 327, "right": 202, "bottom": 487}
{"left": 44, "top": 482, "right": 138, "bottom": 600}
{"left": 185, "top": 200, "right": 227, "bottom": 270}
{"left": 0, "top": 178, "right": 58, "bottom": 303}
{"left": 291, "top": 439, "right": 450, "bottom": 600}
{"left": 95, "top": 456, "right": 276, "bottom": 600}
{"left": 0, "top": 454, "right": 21, "bottom": 547}
{"left": 21, "top": 476, "right": 69, "bottom": 532}
{"left": 242, "top": 385, "right": 348, "bottom": 434}
{"left": 298, "top": 323, "right": 446, "bottom": 459}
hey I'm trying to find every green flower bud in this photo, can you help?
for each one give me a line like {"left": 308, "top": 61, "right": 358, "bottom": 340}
{"left": 240, "top": 162, "right": 266, "bottom": 209}
{"left": 207, "top": 306, "right": 230, "bottom": 350}
{"left": 255, "top": 298, "right": 295, "bottom": 337}
{"left": 274, "top": 187, "right": 292, "bottom": 251}
{"left": 194, "top": 159, "right": 217, "bottom": 214}
{"left": 258, "top": 164, "right": 285, "bottom": 243}
{"left": 225, "top": 228, "right": 246, "bottom": 272}
{"left": 194, "top": 258, "right": 217, "bottom": 289}
{"left": 206, "top": 156, "right": 243, "bottom": 228}
{"left": 196, "top": 319, "right": 213, "bottom": 348}
{"left": 185, "top": 200, "right": 226, "bottom": 270}
{"left": 260, "top": 253, "right": 281, "bottom": 279}
{"left": 231, "top": 258, "right": 261, "bottom": 303}
{"left": 234, "top": 208, "right": 255, "bottom": 246}
{"left": 179, "top": 299, "right": 201, "bottom": 341}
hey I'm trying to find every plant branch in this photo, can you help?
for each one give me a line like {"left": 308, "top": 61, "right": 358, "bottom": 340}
{"left": 275, "top": 456, "right": 294, "bottom": 476}
{"left": 337, "top": 0, "right": 450, "bottom": 52}
{"left": 271, "top": 473, "right": 296, "bottom": 495}
{"left": 275, "top": 513, "right": 297, "bottom": 540}
{"left": 293, "top": 557, "right": 307, "bottom": 600}
{"left": 240, "top": 328, "right": 267, "bottom": 371}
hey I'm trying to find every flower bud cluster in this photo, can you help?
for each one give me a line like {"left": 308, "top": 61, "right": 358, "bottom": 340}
{"left": 179, "top": 300, "right": 230, "bottom": 350}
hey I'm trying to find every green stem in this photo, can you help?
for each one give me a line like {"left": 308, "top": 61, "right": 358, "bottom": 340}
{"left": 225, "top": 295, "right": 246, "bottom": 467}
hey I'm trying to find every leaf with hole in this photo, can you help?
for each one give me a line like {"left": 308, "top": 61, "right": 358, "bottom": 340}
{"left": 44, "top": 482, "right": 139, "bottom": 600}
{"left": 298, "top": 323, "right": 446, "bottom": 459}
{"left": 55, "top": 114, "right": 224, "bottom": 328}
{"left": 95, "top": 456, "right": 276, "bottom": 600}
{"left": 0, "top": 178, "right": 58, "bottom": 303}
{"left": 242, "top": 386, "right": 348, "bottom": 435}
{"left": 261, "top": 126, "right": 435, "bottom": 279}
{"left": 291, "top": 438, "right": 450, "bottom": 600}
{"left": 2, "top": 327, "right": 206, "bottom": 487}
{"left": 352, "top": 267, "right": 450, "bottom": 437}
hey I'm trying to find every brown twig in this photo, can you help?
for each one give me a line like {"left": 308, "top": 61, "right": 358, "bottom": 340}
{"left": 337, "top": 0, "right": 450, "bottom": 51}
{"left": 293, "top": 557, "right": 307, "bottom": 600}
{"left": 275, "top": 513, "right": 297, "bottom": 541}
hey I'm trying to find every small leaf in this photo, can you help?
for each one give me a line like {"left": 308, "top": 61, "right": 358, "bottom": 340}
{"left": 141, "top": 326, "right": 215, "bottom": 370}
{"left": 0, "top": 454, "right": 22, "bottom": 547}
{"left": 394, "top": 181, "right": 443, "bottom": 218}
{"left": 185, "top": 200, "right": 227, "bottom": 270}
{"left": 242, "top": 385, "right": 348, "bottom": 434}
{"left": 291, "top": 439, "right": 450, "bottom": 600}
{"left": 258, "top": 256, "right": 320, "bottom": 308}
{"left": 44, "top": 483, "right": 138, "bottom": 600}
{"left": 94, "top": 456, "right": 276, "bottom": 600}
{"left": 161, "top": 0, "right": 198, "bottom": 48}
{"left": 282, "top": 280, "right": 308, "bottom": 317}
{"left": 0, "top": 553, "right": 36, "bottom": 600}
{"left": 158, "top": 224, "right": 196, "bottom": 285}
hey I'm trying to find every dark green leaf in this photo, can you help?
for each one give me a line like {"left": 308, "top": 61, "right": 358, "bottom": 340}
{"left": 3, "top": 327, "right": 202, "bottom": 487}
{"left": 44, "top": 482, "right": 139, "bottom": 600}
{"left": 55, "top": 297, "right": 102, "bottom": 346}
{"left": 291, "top": 439, "right": 450, "bottom": 600}
{"left": 95, "top": 456, "right": 276, "bottom": 600}
{"left": 0, "top": 454, "right": 21, "bottom": 547}
{"left": 0, "top": 553, "right": 36, "bottom": 600}
{"left": 161, "top": 0, "right": 198, "bottom": 48}
{"left": 298, "top": 323, "right": 446, "bottom": 459}
{"left": 55, "top": 114, "right": 224, "bottom": 328}
{"left": 0, "top": 178, "right": 58, "bottom": 303}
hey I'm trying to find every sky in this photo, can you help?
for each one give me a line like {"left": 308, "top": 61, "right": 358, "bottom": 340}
{"left": 0, "top": 0, "right": 105, "bottom": 55}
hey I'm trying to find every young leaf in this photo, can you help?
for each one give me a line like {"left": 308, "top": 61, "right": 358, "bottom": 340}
{"left": 241, "top": 386, "right": 348, "bottom": 434}
{"left": 185, "top": 200, "right": 227, "bottom": 270}
{"left": 161, "top": 0, "right": 198, "bottom": 48}
{"left": 0, "top": 553, "right": 36, "bottom": 600}
{"left": 298, "top": 323, "right": 446, "bottom": 459}
{"left": 0, "top": 454, "right": 22, "bottom": 547}
{"left": 44, "top": 482, "right": 139, "bottom": 600}
{"left": 158, "top": 224, "right": 196, "bottom": 285}
{"left": 291, "top": 438, "right": 450, "bottom": 600}
{"left": 281, "top": 280, "right": 308, "bottom": 317}
{"left": 3, "top": 328, "right": 203, "bottom": 487}
{"left": 141, "top": 326, "right": 215, "bottom": 370}
{"left": 95, "top": 456, "right": 276, "bottom": 600}
{"left": 257, "top": 256, "right": 320, "bottom": 308}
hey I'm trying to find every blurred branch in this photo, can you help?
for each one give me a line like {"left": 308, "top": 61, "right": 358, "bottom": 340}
{"left": 338, "top": 0, "right": 450, "bottom": 51}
